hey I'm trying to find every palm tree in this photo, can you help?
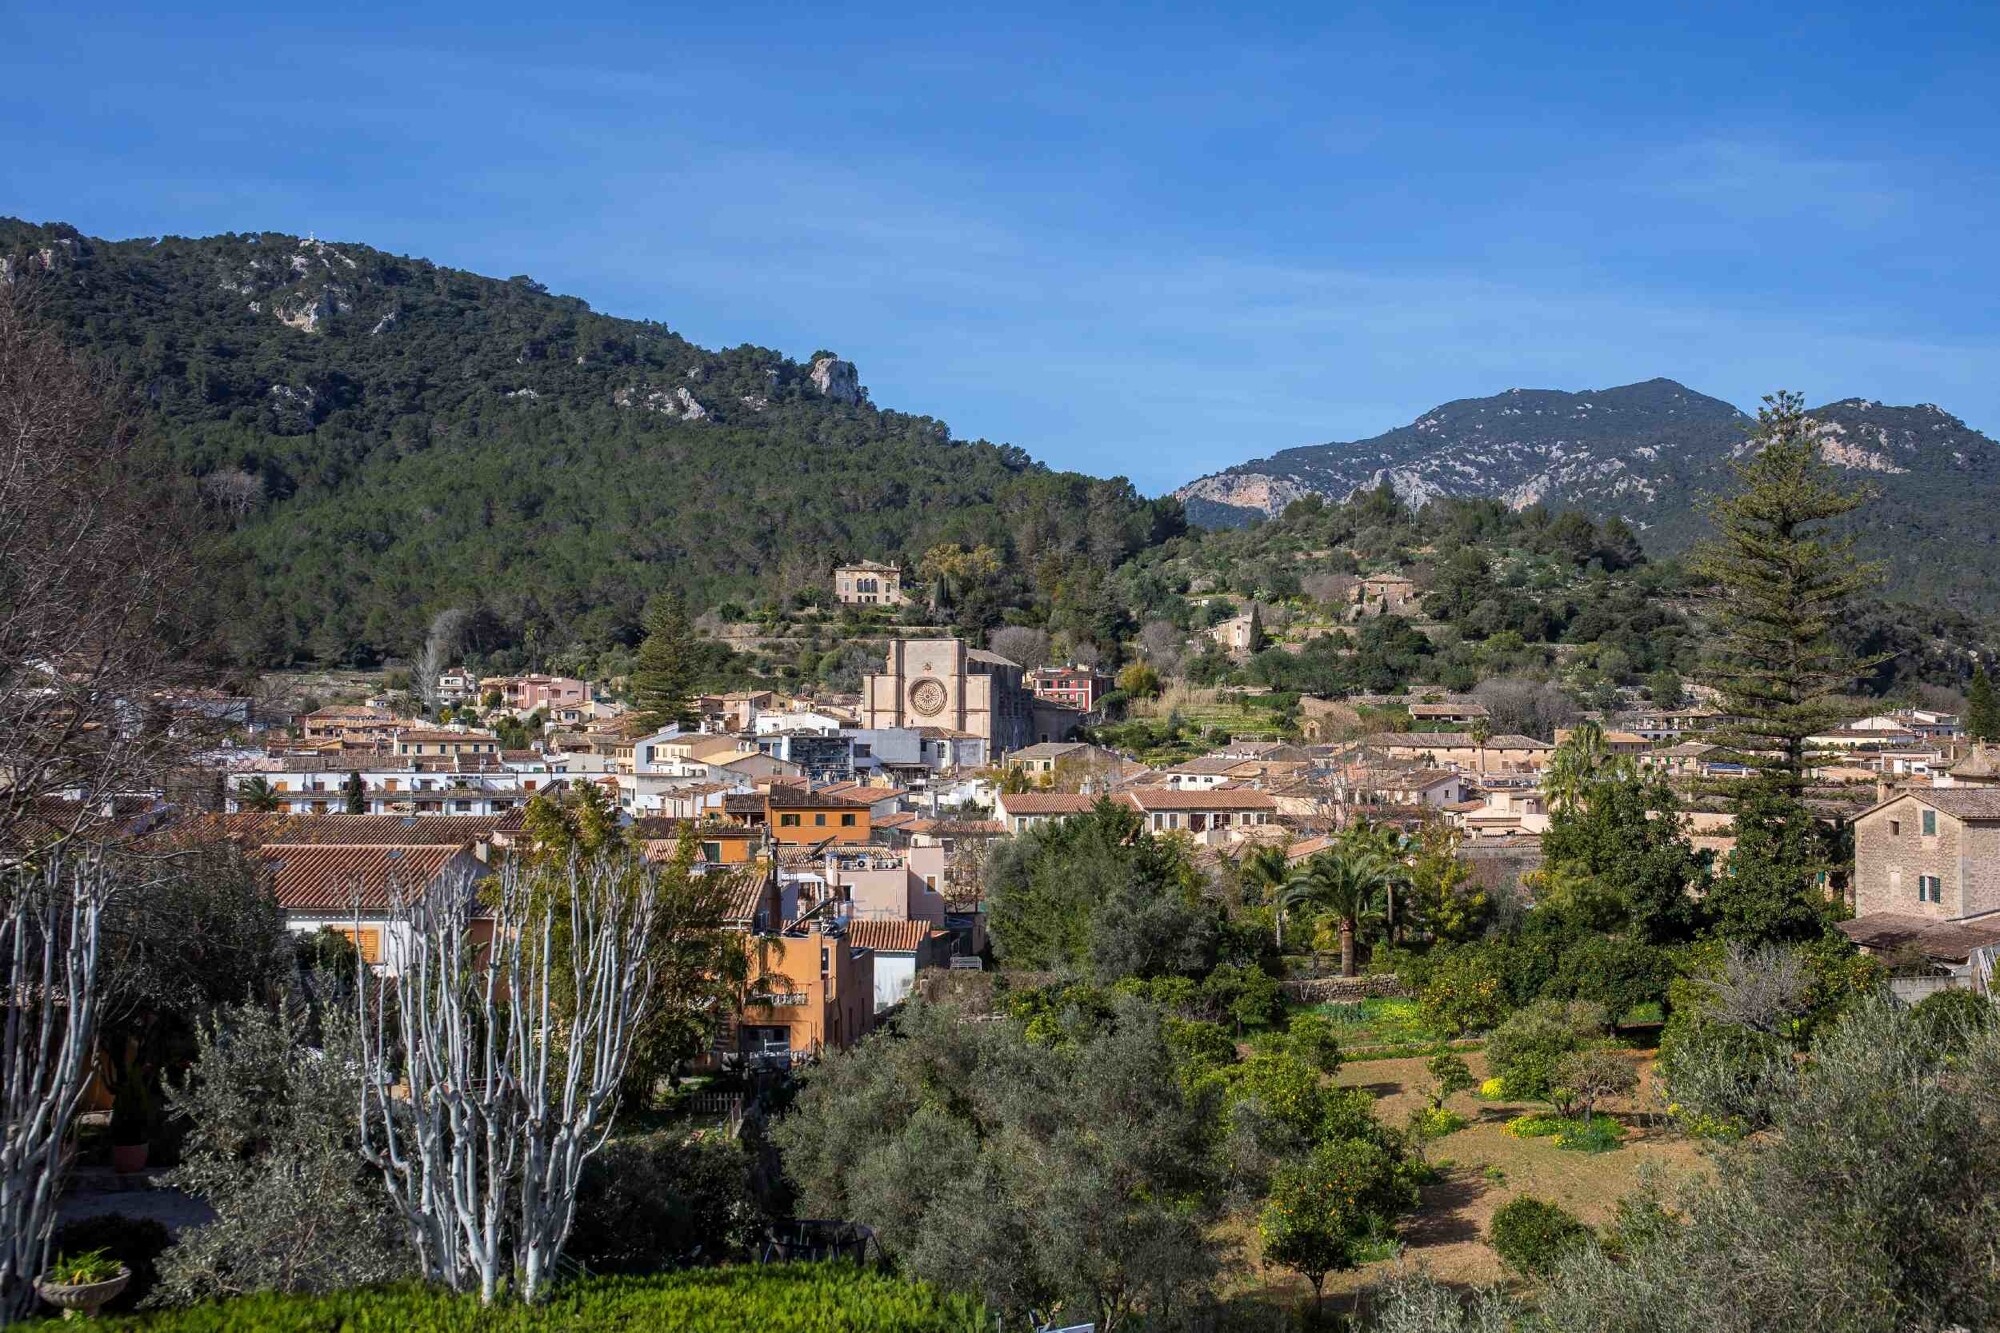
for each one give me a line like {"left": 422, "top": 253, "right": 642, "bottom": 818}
{"left": 1281, "top": 847, "right": 1397, "bottom": 977}
{"left": 1342, "top": 820, "right": 1413, "bottom": 943}
{"left": 237, "top": 775, "right": 281, "bottom": 812}
{"left": 1544, "top": 719, "right": 1614, "bottom": 815}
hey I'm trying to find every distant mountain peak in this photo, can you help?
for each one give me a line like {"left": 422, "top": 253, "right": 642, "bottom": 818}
{"left": 1174, "top": 382, "right": 2000, "bottom": 613}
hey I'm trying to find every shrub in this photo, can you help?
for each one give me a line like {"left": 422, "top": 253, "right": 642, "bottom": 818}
{"left": 1281, "top": 1012, "right": 1345, "bottom": 1075}
{"left": 47, "top": 1215, "right": 171, "bottom": 1312}
{"left": 1416, "top": 946, "right": 1510, "bottom": 1037}
{"left": 1908, "top": 987, "right": 1997, "bottom": 1054}
{"left": 1477, "top": 1076, "right": 1506, "bottom": 1099}
{"left": 1506, "top": 1113, "right": 1626, "bottom": 1153}
{"left": 1488, "top": 1197, "right": 1592, "bottom": 1277}
{"left": 78, "top": 1268, "right": 987, "bottom": 1330}
{"left": 568, "top": 1131, "right": 764, "bottom": 1272}
{"left": 1486, "top": 1000, "right": 1606, "bottom": 1104}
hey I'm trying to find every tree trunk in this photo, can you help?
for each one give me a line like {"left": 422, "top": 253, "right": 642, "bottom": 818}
{"left": 1340, "top": 919, "right": 1356, "bottom": 977}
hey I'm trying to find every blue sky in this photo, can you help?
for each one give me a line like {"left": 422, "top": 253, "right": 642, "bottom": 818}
{"left": 3, "top": 2, "right": 1996, "bottom": 494}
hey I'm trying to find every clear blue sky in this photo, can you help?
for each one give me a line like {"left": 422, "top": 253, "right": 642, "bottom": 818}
{"left": 4, "top": 2, "right": 1996, "bottom": 494}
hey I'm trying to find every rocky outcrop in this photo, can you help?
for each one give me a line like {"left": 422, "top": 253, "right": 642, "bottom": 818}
{"left": 274, "top": 287, "right": 349, "bottom": 334}
{"left": 1176, "top": 471, "right": 1314, "bottom": 516}
{"left": 613, "top": 385, "right": 711, "bottom": 421}
{"left": 809, "top": 355, "right": 863, "bottom": 404}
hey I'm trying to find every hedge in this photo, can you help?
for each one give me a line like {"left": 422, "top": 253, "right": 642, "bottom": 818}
{"left": 42, "top": 1266, "right": 987, "bottom": 1332}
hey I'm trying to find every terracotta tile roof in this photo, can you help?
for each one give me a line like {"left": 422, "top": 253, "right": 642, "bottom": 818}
{"left": 723, "top": 873, "right": 776, "bottom": 925}
{"left": 628, "top": 817, "right": 761, "bottom": 841}
{"left": 874, "top": 811, "right": 919, "bottom": 830}
{"left": 259, "top": 843, "right": 473, "bottom": 911}
{"left": 724, "top": 793, "right": 768, "bottom": 814}
{"left": 1364, "top": 732, "right": 1553, "bottom": 750}
{"left": 1121, "top": 787, "right": 1279, "bottom": 811}
{"left": 766, "top": 788, "right": 872, "bottom": 810}
{"left": 1913, "top": 789, "right": 2000, "bottom": 821}
{"left": 998, "top": 792, "right": 1099, "bottom": 815}
{"left": 192, "top": 812, "right": 504, "bottom": 849}
{"left": 1837, "top": 911, "right": 2000, "bottom": 963}
{"left": 843, "top": 920, "right": 951, "bottom": 954}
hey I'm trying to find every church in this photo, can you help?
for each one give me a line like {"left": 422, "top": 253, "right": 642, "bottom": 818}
{"left": 861, "top": 639, "right": 1082, "bottom": 762}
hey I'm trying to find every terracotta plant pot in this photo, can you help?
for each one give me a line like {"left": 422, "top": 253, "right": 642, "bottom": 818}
{"left": 110, "top": 1142, "right": 149, "bottom": 1174}
{"left": 37, "top": 1267, "right": 130, "bottom": 1320}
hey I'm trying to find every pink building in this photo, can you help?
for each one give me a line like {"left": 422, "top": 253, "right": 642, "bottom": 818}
{"left": 484, "top": 674, "right": 589, "bottom": 713}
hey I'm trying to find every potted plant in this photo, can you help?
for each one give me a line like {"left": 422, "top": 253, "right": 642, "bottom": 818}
{"left": 37, "top": 1249, "right": 130, "bottom": 1319}
{"left": 108, "top": 1076, "right": 153, "bottom": 1174}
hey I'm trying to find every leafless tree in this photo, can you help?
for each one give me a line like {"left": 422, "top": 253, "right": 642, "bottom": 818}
{"left": 0, "top": 283, "right": 211, "bottom": 852}
{"left": 1137, "top": 620, "right": 1186, "bottom": 679}
{"left": 0, "top": 851, "right": 112, "bottom": 1323}
{"left": 987, "top": 626, "right": 1051, "bottom": 672}
{"left": 357, "top": 855, "right": 656, "bottom": 1304}
{"left": 1697, "top": 943, "right": 1811, "bottom": 1034}
{"left": 412, "top": 608, "right": 469, "bottom": 718}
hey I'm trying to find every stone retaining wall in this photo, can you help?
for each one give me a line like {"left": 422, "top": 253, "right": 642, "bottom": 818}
{"left": 1280, "top": 973, "right": 1407, "bottom": 1004}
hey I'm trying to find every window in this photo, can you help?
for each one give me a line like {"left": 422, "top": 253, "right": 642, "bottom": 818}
{"left": 332, "top": 926, "right": 383, "bottom": 965}
{"left": 815, "top": 814, "right": 827, "bottom": 826}
{"left": 779, "top": 813, "right": 800, "bottom": 827}
{"left": 840, "top": 813, "right": 857, "bottom": 827}
{"left": 1921, "top": 808, "right": 1937, "bottom": 837}
{"left": 1920, "top": 874, "right": 1943, "bottom": 903}
{"left": 701, "top": 842, "right": 723, "bottom": 864}
{"left": 1889, "top": 819, "right": 1901, "bottom": 837}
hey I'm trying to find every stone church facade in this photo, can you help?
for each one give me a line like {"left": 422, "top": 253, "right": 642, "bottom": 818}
{"left": 861, "top": 639, "right": 1047, "bottom": 760}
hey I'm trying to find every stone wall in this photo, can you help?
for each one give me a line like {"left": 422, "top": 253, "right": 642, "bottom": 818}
{"left": 1280, "top": 973, "right": 1407, "bottom": 1004}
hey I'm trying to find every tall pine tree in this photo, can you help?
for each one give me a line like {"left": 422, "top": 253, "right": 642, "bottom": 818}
{"left": 630, "top": 593, "right": 700, "bottom": 733}
{"left": 1967, "top": 665, "right": 2000, "bottom": 743}
{"left": 1693, "top": 391, "right": 1885, "bottom": 944}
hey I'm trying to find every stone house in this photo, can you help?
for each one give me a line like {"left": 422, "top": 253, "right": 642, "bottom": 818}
{"left": 833, "top": 560, "right": 905, "bottom": 606}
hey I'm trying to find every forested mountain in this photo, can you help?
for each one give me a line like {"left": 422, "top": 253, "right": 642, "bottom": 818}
{"left": 1177, "top": 379, "right": 2000, "bottom": 611}
{"left": 1, "top": 220, "right": 1181, "bottom": 666}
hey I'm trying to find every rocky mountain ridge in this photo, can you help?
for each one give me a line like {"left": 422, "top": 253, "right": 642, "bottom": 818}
{"left": 1176, "top": 379, "right": 2000, "bottom": 609}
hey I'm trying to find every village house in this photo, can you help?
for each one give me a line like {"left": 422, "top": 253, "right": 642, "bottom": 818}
{"left": 1840, "top": 787, "right": 2000, "bottom": 989}
{"left": 483, "top": 674, "right": 590, "bottom": 714}
{"left": 296, "top": 705, "right": 404, "bottom": 748}
{"left": 1351, "top": 572, "right": 1418, "bottom": 619}
{"left": 393, "top": 728, "right": 502, "bottom": 759}
{"left": 762, "top": 788, "right": 875, "bottom": 845}
{"left": 260, "top": 840, "right": 487, "bottom": 973}
{"left": 1622, "top": 707, "right": 1728, "bottom": 742}
{"left": 1364, "top": 731, "right": 1555, "bottom": 774}
{"left": 1025, "top": 665, "right": 1112, "bottom": 714}
{"left": 227, "top": 753, "right": 531, "bottom": 817}
{"left": 1119, "top": 786, "right": 1278, "bottom": 841}
{"left": 1407, "top": 700, "right": 1490, "bottom": 727}
{"left": 1208, "top": 613, "right": 1259, "bottom": 652}
{"left": 1850, "top": 788, "right": 2000, "bottom": 921}
{"left": 436, "top": 667, "right": 479, "bottom": 704}
{"left": 833, "top": 560, "right": 906, "bottom": 606}
{"left": 843, "top": 919, "right": 955, "bottom": 1011}
{"left": 726, "top": 921, "right": 876, "bottom": 1066}
{"left": 993, "top": 790, "right": 1099, "bottom": 833}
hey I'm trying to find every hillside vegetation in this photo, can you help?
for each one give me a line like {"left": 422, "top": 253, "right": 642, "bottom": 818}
{"left": 1, "top": 220, "right": 1179, "bottom": 666}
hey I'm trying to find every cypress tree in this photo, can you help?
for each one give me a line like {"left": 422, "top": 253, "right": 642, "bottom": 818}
{"left": 1967, "top": 666, "right": 2000, "bottom": 743}
{"left": 343, "top": 769, "right": 367, "bottom": 814}
{"left": 630, "top": 593, "right": 700, "bottom": 733}
{"left": 1692, "top": 391, "right": 1886, "bottom": 943}
{"left": 1246, "top": 603, "right": 1267, "bottom": 654}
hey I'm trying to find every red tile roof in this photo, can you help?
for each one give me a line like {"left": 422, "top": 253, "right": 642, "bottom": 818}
{"left": 1121, "top": 788, "right": 1279, "bottom": 811}
{"left": 999, "top": 792, "right": 1100, "bottom": 815}
{"left": 192, "top": 812, "right": 504, "bottom": 849}
{"left": 259, "top": 843, "right": 475, "bottom": 911}
{"left": 843, "top": 920, "right": 951, "bottom": 953}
